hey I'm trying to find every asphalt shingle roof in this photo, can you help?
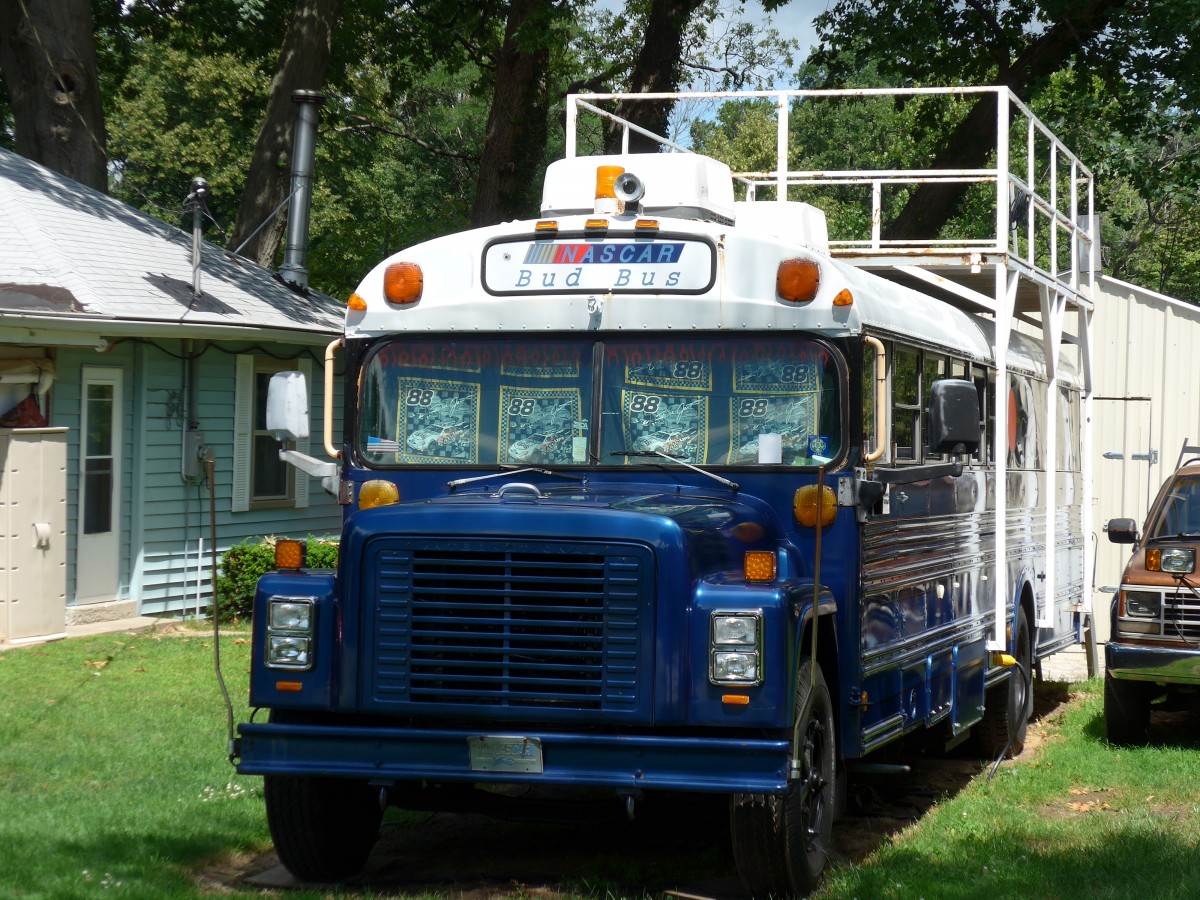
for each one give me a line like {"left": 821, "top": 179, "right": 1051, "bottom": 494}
{"left": 0, "top": 148, "right": 343, "bottom": 338}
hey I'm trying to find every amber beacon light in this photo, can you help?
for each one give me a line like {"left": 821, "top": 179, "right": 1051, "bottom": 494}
{"left": 595, "top": 165, "right": 624, "bottom": 200}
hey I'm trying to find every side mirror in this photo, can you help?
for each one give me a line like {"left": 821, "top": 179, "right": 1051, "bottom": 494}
{"left": 266, "top": 371, "right": 309, "bottom": 441}
{"left": 928, "top": 378, "right": 980, "bottom": 454}
{"left": 1107, "top": 517, "right": 1140, "bottom": 544}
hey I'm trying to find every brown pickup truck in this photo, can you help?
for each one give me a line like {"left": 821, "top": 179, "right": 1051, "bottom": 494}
{"left": 1105, "top": 460, "right": 1200, "bottom": 744}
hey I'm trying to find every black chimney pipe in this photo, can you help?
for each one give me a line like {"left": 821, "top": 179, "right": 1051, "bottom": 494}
{"left": 279, "top": 90, "right": 325, "bottom": 289}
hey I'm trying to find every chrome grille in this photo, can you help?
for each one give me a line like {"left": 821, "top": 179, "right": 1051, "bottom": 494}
{"left": 369, "top": 539, "right": 650, "bottom": 713}
{"left": 1164, "top": 588, "right": 1200, "bottom": 641}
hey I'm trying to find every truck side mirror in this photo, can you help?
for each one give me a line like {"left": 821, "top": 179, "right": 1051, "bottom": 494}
{"left": 928, "top": 378, "right": 980, "bottom": 454}
{"left": 266, "top": 371, "right": 309, "bottom": 441}
{"left": 1106, "top": 517, "right": 1140, "bottom": 544}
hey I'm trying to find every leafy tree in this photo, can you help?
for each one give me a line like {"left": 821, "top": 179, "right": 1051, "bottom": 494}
{"left": 810, "top": 0, "right": 1200, "bottom": 246}
{"left": 228, "top": 0, "right": 344, "bottom": 267}
{"left": 1033, "top": 70, "right": 1200, "bottom": 301}
{"left": 107, "top": 32, "right": 267, "bottom": 231}
{"left": 470, "top": 0, "right": 569, "bottom": 227}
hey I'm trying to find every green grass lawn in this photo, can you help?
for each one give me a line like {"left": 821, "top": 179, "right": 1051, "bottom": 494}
{"left": 0, "top": 626, "right": 268, "bottom": 900}
{"left": 815, "top": 683, "right": 1200, "bottom": 900}
{"left": 2, "top": 628, "right": 1198, "bottom": 899}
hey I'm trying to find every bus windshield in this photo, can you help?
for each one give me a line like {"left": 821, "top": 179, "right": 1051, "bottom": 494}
{"left": 358, "top": 336, "right": 844, "bottom": 468}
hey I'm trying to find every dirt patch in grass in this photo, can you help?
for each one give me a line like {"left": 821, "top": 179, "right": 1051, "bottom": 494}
{"left": 196, "top": 680, "right": 1080, "bottom": 898}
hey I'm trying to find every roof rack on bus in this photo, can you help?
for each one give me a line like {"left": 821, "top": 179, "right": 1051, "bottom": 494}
{"left": 564, "top": 86, "right": 1096, "bottom": 330}
{"left": 564, "top": 86, "right": 1098, "bottom": 650}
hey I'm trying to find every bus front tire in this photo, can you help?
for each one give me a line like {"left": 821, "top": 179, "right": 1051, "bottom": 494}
{"left": 264, "top": 774, "right": 383, "bottom": 882}
{"left": 730, "top": 657, "right": 836, "bottom": 898}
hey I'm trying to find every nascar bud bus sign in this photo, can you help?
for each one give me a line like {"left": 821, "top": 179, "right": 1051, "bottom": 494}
{"left": 483, "top": 236, "right": 716, "bottom": 295}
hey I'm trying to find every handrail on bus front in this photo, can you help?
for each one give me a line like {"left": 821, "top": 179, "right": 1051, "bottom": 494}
{"left": 864, "top": 336, "right": 886, "bottom": 463}
{"left": 324, "top": 337, "right": 342, "bottom": 460}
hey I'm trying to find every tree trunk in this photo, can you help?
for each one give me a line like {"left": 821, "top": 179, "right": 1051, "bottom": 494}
{"left": 228, "top": 0, "right": 343, "bottom": 267}
{"left": 608, "top": 0, "right": 705, "bottom": 153}
{"left": 0, "top": 0, "right": 107, "bottom": 190}
{"left": 884, "top": 0, "right": 1127, "bottom": 240}
{"left": 470, "top": 0, "right": 552, "bottom": 228}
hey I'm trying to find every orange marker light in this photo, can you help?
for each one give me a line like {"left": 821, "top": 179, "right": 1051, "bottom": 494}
{"left": 347, "top": 292, "right": 368, "bottom": 311}
{"left": 1146, "top": 548, "right": 1162, "bottom": 572}
{"left": 777, "top": 258, "right": 820, "bottom": 303}
{"left": 833, "top": 287, "right": 854, "bottom": 307}
{"left": 721, "top": 694, "right": 751, "bottom": 706}
{"left": 744, "top": 550, "right": 777, "bottom": 583}
{"left": 383, "top": 262, "right": 423, "bottom": 305}
{"left": 276, "top": 681, "right": 303, "bottom": 693}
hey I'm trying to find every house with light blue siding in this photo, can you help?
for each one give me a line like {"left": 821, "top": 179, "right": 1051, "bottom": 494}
{"left": 0, "top": 148, "right": 346, "bottom": 641}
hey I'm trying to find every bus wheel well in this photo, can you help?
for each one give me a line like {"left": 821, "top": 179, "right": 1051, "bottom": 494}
{"left": 1019, "top": 584, "right": 1035, "bottom": 655}
{"left": 799, "top": 614, "right": 841, "bottom": 749}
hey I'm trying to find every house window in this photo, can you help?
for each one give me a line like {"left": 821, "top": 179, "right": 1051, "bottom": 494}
{"left": 82, "top": 381, "right": 116, "bottom": 533}
{"left": 252, "top": 365, "right": 292, "bottom": 501}
{"left": 232, "top": 355, "right": 310, "bottom": 512}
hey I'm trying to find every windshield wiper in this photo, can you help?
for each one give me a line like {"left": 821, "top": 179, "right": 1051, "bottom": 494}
{"left": 611, "top": 450, "right": 738, "bottom": 491}
{"left": 1151, "top": 532, "right": 1200, "bottom": 541}
{"left": 447, "top": 466, "right": 585, "bottom": 492}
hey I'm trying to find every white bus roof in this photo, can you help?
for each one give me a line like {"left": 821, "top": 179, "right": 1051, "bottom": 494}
{"left": 346, "top": 87, "right": 1089, "bottom": 384}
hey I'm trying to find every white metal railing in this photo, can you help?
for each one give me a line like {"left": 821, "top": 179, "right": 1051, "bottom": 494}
{"left": 565, "top": 85, "right": 1098, "bottom": 652}
{"left": 565, "top": 86, "right": 1096, "bottom": 301}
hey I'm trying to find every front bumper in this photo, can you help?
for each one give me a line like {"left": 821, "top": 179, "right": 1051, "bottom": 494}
{"left": 237, "top": 720, "right": 790, "bottom": 794}
{"left": 1105, "top": 641, "right": 1200, "bottom": 685}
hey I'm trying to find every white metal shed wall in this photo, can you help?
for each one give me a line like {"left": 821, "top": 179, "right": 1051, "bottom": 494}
{"left": 1091, "top": 275, "right": 1200, "bottom": 642}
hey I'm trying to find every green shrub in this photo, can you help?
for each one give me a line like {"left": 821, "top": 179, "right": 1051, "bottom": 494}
{"left": 211, "top": 536, "right": 338, "bottom": 623}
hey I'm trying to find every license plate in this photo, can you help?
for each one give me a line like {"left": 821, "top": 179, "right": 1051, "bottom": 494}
{"left": 468, "top": 735, "right": 543, "bottom": 774}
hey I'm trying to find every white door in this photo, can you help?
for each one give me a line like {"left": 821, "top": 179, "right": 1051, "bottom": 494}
{"left": 76, "top": 368, "right": 122, "bottom": 604}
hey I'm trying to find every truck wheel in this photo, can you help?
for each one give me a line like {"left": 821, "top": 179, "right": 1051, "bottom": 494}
{"left": 730, "top": 657, "right": 836, "bottom": 898}
{"left": 977, "top": 606, "right": 1032, "bottom": 758}
{"left": 1104, "top": 670, "right": 1150, "bottom": 745}
{"left": 264, "top": 775, "right": 383, "bottom": 882}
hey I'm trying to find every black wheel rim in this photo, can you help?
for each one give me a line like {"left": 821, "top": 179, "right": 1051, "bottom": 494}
{"left": 799, "top": 708, "right": 829, "bottom": 849}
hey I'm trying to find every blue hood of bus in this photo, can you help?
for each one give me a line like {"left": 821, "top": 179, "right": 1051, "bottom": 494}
{"left": 343, "top": 482, "right": 785, "bottom": 577}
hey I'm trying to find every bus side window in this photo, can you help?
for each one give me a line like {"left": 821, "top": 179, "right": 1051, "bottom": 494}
{"left": 985, "top": 369, "right": 996, "bottom": 464}
{"left": 971, "top": 364, "right": 987, "bottom": 464}
{"left": 922, "top": 353, "right": 949, "bottom": 461}
{"left": 891, "top": 345, "right": 919, "bottom": 460}
{"left": 952, "top": 359, "right": 986, "bottom": 466}
{"left": 863, "top": 339, "right": 878, "bottom": 460}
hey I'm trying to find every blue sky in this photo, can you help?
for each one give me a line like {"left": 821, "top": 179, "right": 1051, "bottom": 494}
{"left": 756, "top": 0, "right": 822, "bottom": 55}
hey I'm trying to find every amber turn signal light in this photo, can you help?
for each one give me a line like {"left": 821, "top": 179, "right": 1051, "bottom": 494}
{"left": 744, "top": 550, "right": 777, "bottom": 583}
{"left": 274, "top": 539, "right": 305, "bottom": 570}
